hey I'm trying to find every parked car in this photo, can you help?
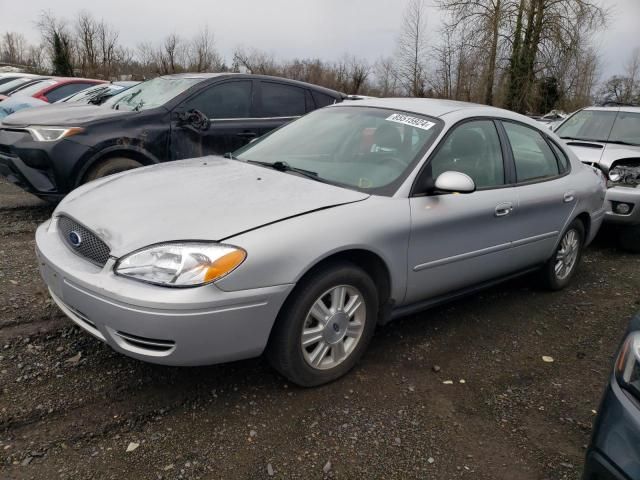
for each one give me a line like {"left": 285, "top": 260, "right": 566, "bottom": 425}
{"left": 35, "top": 98, "right": 606, "bottom": 386}
{"left": 55, "top": 81, "right": 140, "bottom": 105}
{"left": 0, "top": 96, "right": 47, "bottom": 119}
{"left": 583, "top": 312, "right": 640, "bottom": 480}
{"left": 0, "top": 73, "right": 345, "bottom": 202}
{"left": 0, "top": 76, "right": 49, "bottom": 97}
{"left": 4, "top": 77, "right": 106, "bottom": 103}
{"left": 555, "top": 106, "right": 640, "bottom": 252}
{"left": 0, "top": 72, "right": 42, "bottom": 87}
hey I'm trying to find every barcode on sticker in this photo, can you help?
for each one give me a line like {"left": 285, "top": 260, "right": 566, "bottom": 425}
{"left": 386, "top": 113, "right": 435, "bottom": 131}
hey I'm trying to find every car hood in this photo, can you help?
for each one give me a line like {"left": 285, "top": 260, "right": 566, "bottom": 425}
{"left": 56, "top": 157, "right": 370, "bottom": 257}
{"left": 564, "top": 140, "right": 640, "bottom": 173}
{"left": 1, "top": 103, "right": 134, "bottom": 127}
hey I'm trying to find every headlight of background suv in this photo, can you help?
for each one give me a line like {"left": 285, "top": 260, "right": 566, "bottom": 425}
{"left": 115, "top": 243, "right": 246, "bottom": 287}
{"left": 615, "top": 332, "right": 640, "bottom": 400}
{"left": 26, "top": 126, "right": 84, "bottom": 142}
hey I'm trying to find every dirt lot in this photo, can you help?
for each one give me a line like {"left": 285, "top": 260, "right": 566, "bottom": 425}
{"left": 1, "top": 177, "right": 639, "bottom": 480}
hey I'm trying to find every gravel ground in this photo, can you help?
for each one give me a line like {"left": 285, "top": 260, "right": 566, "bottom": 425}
{"left": 1, "top": 177, "right": 639, "bottom": 480}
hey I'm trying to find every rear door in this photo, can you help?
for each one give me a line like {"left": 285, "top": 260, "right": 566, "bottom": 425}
{"left": 499, "top": 120, "right": 576, "bottom": 266}
{"left": 252, "top": 80, "right": 309, "bottom": 137}
{"left": 170, "top": 79, "right": 261, "bottom": 158}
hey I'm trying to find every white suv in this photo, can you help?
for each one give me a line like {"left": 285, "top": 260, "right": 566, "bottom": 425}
{"left": 555, "top": 105, "right": 640, "bottom": 252}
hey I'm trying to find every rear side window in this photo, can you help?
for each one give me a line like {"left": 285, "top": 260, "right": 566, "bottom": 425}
{"left": 261, "top": 82, "right": 305, "bottom": 117}
{"left": 182, "top": 81, "right": 252, "bottom": 119}
{"left": 46, "top": 83, "right": 95, "bottom": 102}
{"left": 503, "top": 122, "right": 559, "bottom": 182}
{"left": 312, "top": 91, "right": 338, "bottom": 108}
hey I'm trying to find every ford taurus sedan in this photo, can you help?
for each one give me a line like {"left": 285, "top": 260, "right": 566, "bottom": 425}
{"left": 35, "top": 98, "right": 607, "bottom": 386}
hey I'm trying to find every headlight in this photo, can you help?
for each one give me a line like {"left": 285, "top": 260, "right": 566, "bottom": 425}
{"left": 26, "top": 126, "right": 84, "bottom": 142}
{"left": 615, "top": 332, "right": 640, "bottom": 400}
{"left": 115, "top": 243, "right": 246, "bottom": 287}
{"left": 609, "top": 167, "right": 623, "bottom": 183}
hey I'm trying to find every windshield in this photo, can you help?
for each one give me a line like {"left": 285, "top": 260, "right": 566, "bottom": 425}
{"left": 11, "top": 80, "right": 56, "bottom": 97}
{"left": 234, "top": 106, "right": 442, "bottom": 195}
{"left": 0, "top": 77, "right": 39, "bottom": 95}
{"left": 556, "top": 110, "right": 640, "bottom": 145}
{"left": 103, "top": 77, "right": 203, "bottom": 111}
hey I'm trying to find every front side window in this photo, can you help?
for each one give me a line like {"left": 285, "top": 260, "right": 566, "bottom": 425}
{"left": 182, "top": 81, "right": 252, "bottom": 119}
{"left": 260, "top": 82, "right": 306, "bottom": 117}
{"left": 503, "top": 122, "right": 559, "bottom": 182}
{"left": 429, "top": 120, "right": 504, "bottom": 189}
{"left": 104, "top": 76, "right": 204, "bottom": 111}
{"left": 234, "top": 106, "right": 442, "bottom": 195}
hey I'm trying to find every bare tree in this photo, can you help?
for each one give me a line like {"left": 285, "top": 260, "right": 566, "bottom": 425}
{"left": 232, "top": 47, "right": 279, "bottom": 75}
{"left": 0, "top": 32, "right": 29, "bottom": 65}
{"left": 395, "top": 0, "right": 429, "bottom": 96}
{"left": 374, "top": 57, "right": 400, "bottom": 96}
{"left": 188, "top": 26, "right": 223, "bottom": 72}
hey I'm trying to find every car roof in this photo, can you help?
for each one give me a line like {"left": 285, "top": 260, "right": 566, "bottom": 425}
{"left": 332, "top": 97, "right": 537, "bottom": 123}
{"left": 160, "top": 72, "right": 345, "bottom": 98}
{"left": 583, "top": 105, "right": 640, "bottom": 114}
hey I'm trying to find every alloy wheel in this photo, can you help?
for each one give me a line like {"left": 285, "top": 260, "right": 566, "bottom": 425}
{"left": 554, "top": 229, "right": 580, "bottom": 280}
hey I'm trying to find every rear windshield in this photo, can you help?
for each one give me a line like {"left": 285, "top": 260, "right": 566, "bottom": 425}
{"left": 0, "top": 77, "right": 38, "bottom": 94}
{"left": 10, "top": 80, "right": 57, "bottom": 97}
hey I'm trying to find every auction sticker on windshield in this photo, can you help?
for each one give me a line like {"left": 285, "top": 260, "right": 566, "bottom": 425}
{"left": 386, "top": 113, "right": 435, "bottom": 131}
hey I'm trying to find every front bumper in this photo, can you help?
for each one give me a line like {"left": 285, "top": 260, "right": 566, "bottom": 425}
{"left": 583, "top": 378, "right": 640, "bottom": 480}
{"left": 604, "top": 186, "right": 640, "bottom": 226}
{"left": 0, "top": 128, "right": 91, "bottom": 199}
{"left": 35, "top": 220, "right": 294, "bottom": 366}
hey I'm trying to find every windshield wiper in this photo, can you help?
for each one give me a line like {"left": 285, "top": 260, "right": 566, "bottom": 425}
{"left": 243, "top": 159, "right": 326, "bottom": 183}
{"left": 606, "top": 139, "right": 640, "bottom": 147}
{"left": 560, "top": 136, "right": 607, "bottom": 143}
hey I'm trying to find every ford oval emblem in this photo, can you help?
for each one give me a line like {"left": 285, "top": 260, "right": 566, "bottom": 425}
{"left": 68, "top": 231, "right": 82, "bottom": 247}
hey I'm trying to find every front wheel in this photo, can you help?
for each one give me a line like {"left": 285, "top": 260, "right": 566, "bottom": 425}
{"left": 266, "top": 262, "right": 378, "bottom": 387}
{"left": 84, "top": 157, "right": 143, "bottom": 183}
{"left": 539, "top": 220, "right": 585, "bottom": 291}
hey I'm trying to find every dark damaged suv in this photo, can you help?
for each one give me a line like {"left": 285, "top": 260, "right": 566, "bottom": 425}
{"left": 0, "top": 73, "right": 345, "bottom": 201}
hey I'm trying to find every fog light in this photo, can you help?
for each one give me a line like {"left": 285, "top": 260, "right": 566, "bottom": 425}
{"left": 614, "top": 202, "right": 632, "bottom": 215}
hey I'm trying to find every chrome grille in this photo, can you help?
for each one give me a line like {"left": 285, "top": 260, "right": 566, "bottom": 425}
{"left": 57, "top": 215, "right": 111, "bottom": 266}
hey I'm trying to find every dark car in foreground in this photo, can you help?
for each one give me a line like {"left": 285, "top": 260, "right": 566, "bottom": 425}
{"left": 0, "top": 73, "right": 345, "bottom": 201}
{"left": 584, "top": 313, "right": 640, "bottom": 479}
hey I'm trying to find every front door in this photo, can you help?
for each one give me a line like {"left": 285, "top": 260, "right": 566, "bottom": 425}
{"left": 406, "top": 119, "right": 518, "bottom": 303}
{"left": 170, "top": 79, "right": 259, "bottom": 159}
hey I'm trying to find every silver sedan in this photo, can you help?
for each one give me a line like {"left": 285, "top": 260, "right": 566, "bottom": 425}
{"left": 36, "top": 98, "right": 607, "bottom": 386}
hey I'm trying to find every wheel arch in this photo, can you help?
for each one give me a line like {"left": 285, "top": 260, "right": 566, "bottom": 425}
{"left": 281, "top": 248, "right": 394, "bottom": 326}
{"left": 76, "top": 145, "right": 160, "bottom": 187}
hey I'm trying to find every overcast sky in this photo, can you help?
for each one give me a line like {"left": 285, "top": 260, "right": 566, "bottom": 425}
{"left": 1, "top": 0, "right": 638, "bottom": 79}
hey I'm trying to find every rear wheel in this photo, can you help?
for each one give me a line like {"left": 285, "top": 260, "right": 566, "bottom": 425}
{"left": 84, "top": 157, "right": 143, "bottom": 183}
{"left": 619, "top": 225, "right": 640, "bottom": 253}
{"left": 266, "top": 262, "right": 378, "bottom": 387}
{"left": 539, "top": 220, "right": 585, "bottom": 290}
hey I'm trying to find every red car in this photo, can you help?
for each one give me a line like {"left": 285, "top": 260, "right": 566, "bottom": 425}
{"left": 0, "top": 77, "right": 106, "bottom": 103}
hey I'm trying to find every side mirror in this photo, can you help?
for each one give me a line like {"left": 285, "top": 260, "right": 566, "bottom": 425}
{"left": 434, "top": 171, "right": 476, "bottom": 193}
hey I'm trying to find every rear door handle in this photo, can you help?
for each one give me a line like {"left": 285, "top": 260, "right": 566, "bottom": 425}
{"left": 495, "top": 202, "right": 513, "bottom": 217}
{"left": 563, "top": 191, "right": 576, "bottom": 203}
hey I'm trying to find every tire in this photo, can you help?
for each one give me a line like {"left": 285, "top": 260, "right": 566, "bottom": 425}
{"left": 266, "top": 262, "right": 378, "bottom": 387}
{"left": 84, "top": 157, "right": 143, "bottom": 183}
{"left": 539, "top": 219, "right": 585, "bottom": 291}
{"left": 619, "top": 225, "right": 640, "bottom": 253}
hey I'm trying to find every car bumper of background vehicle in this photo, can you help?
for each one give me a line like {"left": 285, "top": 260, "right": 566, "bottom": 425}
{"left": 584, "top": 379, "right": 640, "bottom": 480}
{"left": 604, "top": 186, "right": 640, "bottom": 225}
{"left": 35, "top": 221, "right": 294, "bottom": 366}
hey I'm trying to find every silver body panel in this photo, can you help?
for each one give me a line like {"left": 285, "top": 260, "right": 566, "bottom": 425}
{"left": 36, "top": 98, "right": 607, "bottom": 366}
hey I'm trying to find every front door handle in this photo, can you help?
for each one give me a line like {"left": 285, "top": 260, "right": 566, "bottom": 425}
{"left": 495, "top": 202, "right": 513, "bottom": 217}
{"left": 563, "top": 191, "right": 576, "bottom": 203}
